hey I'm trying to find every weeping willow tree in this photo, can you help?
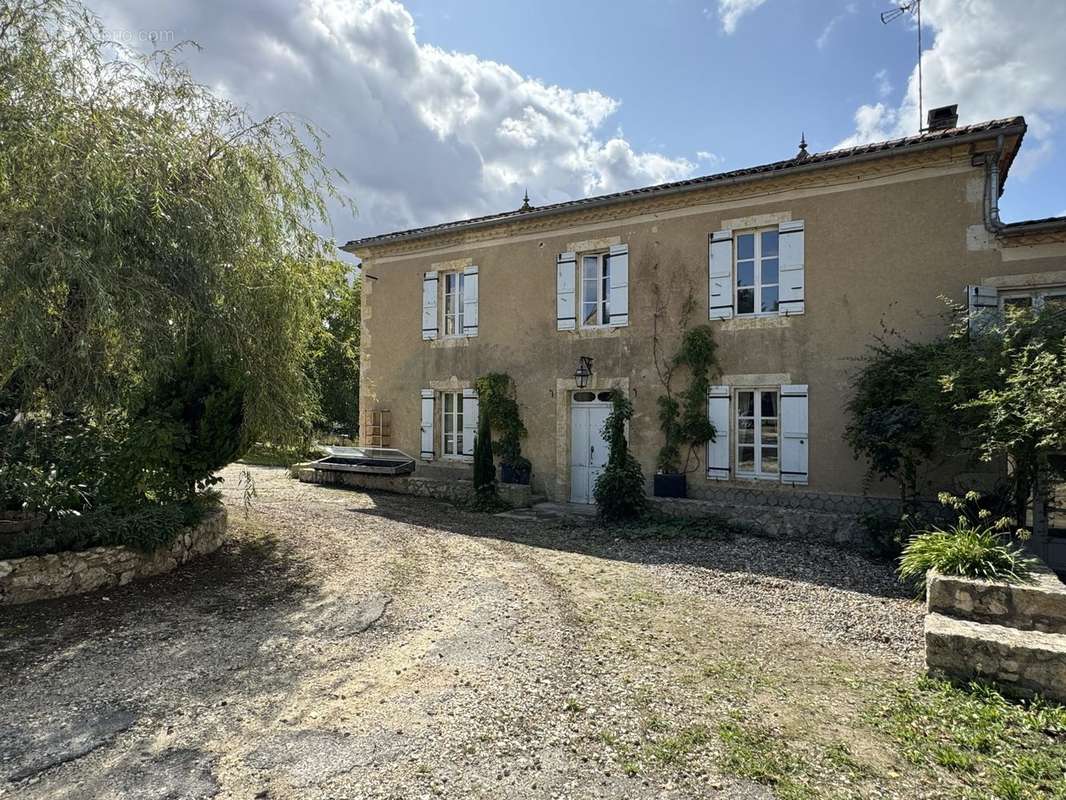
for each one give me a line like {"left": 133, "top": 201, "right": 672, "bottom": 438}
{"left": 0, "top": 0, "right": 352, "bottom": 445}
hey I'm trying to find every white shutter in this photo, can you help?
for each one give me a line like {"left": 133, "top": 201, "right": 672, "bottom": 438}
{"left": 462, "top": 265, "right": 479, "bottom": 336}
{"left": 421, "top": 271, "right": 439, "bottom": 340}
{"left": 709, "top": 230, "right": 734, "bottom": 320}
{"left": 706, "top": 385, "right": 730, "bottom": 480}
{"left": 557, "top": 252, "right": 576, "bottom": 331}
{"left": 607, "top": 244, "right": 629, "bottom": 327}
{"left": 967, "top": 285, "right": 999, "bottom": 336}
{"left": 780, "top": 385, "right": 808, "bottom": 486}
{"left": 778, "top": 220, "right": 805, "bottom": 316}
{"left": 461, "top": 388, "right": 478, "bottom": 462}
{"left": 420, "top": 389, "right": 435, "bottom": 460}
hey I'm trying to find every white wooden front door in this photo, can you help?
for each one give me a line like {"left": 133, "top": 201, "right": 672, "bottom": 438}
{"left": 570, "top": 400, "right": 611, "bottom": 504}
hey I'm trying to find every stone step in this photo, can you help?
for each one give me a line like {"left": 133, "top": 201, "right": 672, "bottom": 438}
{"left": 925, "top": 612, "right": 1066, "bottom": 702}
{"left": 927, "top": 565, "right": 1066, "bottom": 634}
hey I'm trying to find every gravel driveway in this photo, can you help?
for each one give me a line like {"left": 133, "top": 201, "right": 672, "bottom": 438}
{"left": 0, "top": 465, "right": 935, "bottom": 799}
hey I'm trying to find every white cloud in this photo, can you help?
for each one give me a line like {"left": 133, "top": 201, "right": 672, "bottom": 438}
{"left": 875, "top": 68, "right": 893, "bottom": 98}
{"left": 717, "top": 0, "right": 768, "bottom": 34}
{"left": 837, "top": 0, "right": 1066, "bottom": 163}
{"left": 93, "top": 0, "right": 695, "bottom": 247}
{"left": 816, "top": 3, "right": 855, "bottom": 51}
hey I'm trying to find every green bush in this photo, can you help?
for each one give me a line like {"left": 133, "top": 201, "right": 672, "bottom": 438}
{"left": 118, "top": 345, "right": 246, "bottom": 504}
{"left": 0, "top": 494, "right": 220, "bottom": 559}
{"left": 898, "top": 523, "right": 1033, "bottom": 590}
{"left": 594, "top": 390, "right": 649, "bottom": 523}
{"left": 472, "top": 407, "right": 495, "bottom": 495}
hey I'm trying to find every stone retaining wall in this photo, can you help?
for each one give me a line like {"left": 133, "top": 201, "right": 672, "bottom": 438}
{"left": 651, "top": 496, "right": 871, "bottom": 548}
{"left": 651, "top": 489, "right": 951, "bottom": 550}
{"left": 0, "top": 508, "right": 228, "bottom": 606}
{"left": 925, "top": 567, "right": 1066, "bottom": 702}
{"left": 928, "top": 565, "right": 1066, "bottom": 634}
{"left": 298, "top": 468, "right": 533, "bottom": 508}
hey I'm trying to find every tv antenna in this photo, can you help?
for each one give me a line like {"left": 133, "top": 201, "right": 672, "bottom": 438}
{"left": 880, "top": 0, "right": 924, "bottom": 132}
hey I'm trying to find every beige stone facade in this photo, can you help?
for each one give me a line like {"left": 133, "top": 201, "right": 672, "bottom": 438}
{"left": 347, "top": 118, "right": 1066, "bottom": 507}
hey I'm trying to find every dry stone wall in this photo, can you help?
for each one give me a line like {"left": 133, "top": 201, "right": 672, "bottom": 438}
{"left": 0, "top": 508, "right": 228, "bottom": 606}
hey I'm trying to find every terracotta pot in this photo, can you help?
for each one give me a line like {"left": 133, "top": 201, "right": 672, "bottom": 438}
{"left": 0, "top": 511, "right": 46, "bottom": 536}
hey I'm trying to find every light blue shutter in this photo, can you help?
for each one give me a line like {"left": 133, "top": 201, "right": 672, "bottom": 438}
{"left": 420, "top": 389, "right": 435, "bottom": 460}
{"left": 709, "top": 231, "right": 733, "bottom": 320}
{"left": 778, "top": 220, "right": 805, "bottom": 316}
{"left": 706, "top": 385, "right": 730, "bottom": 480}
{"left": 557, "top": 252, "right": 576, "bottom": 331}
{"left": 780, "top": 385, "right": 808, "bottom": 485}
{"left": 463, "top": 265, "right": 479, "bottom": 336}
{"left": 607, "top": 244, "right": 629, "bottom": 327}
{"left": 421, "top": 271, "right": 439, "bottom": 340}
{"left": 461, "top": 388, "right": 478, "bottom": 461}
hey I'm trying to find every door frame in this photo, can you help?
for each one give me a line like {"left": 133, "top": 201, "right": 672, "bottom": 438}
{"left": 569, "top": 395, "right": 613, "bottom": 504}
{"left": 553, "top": 376, "right": 629, "bottom": 502}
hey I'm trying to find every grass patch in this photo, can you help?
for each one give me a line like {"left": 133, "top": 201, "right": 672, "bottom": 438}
{"left": 717, "top": 719, "right": 814, "bottom": 799}
{"left": 648, "top": 724, "right": 713, "bottom": 766}
{"left": 870, "top": 676, "right": 1066, "bottom": 799}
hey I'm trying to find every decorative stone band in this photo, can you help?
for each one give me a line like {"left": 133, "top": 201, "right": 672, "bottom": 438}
{"left": 0, "top": 508, "right": 228, "bottom": 606}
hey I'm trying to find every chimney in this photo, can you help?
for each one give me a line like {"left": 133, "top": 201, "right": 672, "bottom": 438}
{"left": 926, "top": 104, "right": 959, "bottom": 131}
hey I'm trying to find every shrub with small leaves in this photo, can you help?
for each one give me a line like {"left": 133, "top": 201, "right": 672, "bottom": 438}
{"left": 594, "top": 390, "right": 649, "bottom": 523}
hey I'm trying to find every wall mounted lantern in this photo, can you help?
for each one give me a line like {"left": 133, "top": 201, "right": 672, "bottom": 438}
{"left": 574, "top": 356, "right": 594, "bottom": 389}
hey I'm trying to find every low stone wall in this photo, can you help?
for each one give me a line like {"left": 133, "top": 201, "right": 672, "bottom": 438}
{"left": 928, "top": 565, "right": 1066, "bottom": 634}
{"left": 925, "top": 567, "right": 1066, "bottom": 702}
{"left": 0, "top": 508, "right": 228, "bottom": 606}
{"left": 298, "top": 468, "right": 533, "bottom": 508}
{"left": 654, "top": 486, "right": 952, "bottom": 551}
{"left": 650, "top": 496, "right": 871, "bottom": 548}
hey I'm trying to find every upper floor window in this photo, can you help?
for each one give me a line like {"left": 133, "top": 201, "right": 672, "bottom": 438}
{"left": 422, "top": 266, "right": 478, "bottom": 340}
{"left": 581, "top": 253, "right": 611, "bottom": 327}
{"left": 736, "top": 388, "right": 779, "bottom": 479}
{"left": 443, "top": 271, "right": 465, "bottom": 336}
{"left": 735, "top": 229, "right": 779, "bottom": 316}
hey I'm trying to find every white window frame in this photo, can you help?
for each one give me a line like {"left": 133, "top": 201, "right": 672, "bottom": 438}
{"left": 1000, "top": 287, "right": 1066, "bottom": 313}
{"left": 441, "top": 391, "right": 464, "bottom": 458}
{"left": 734, "top": 228, "right": 780, "bottom": 317}
{"left": 580, "top": 252, "right": 611, "bottom": 328}
{"left": 735, "top": 388, "right": 780, "bottom": 480}
{"left": 442, "top": 271, "right": 465, "bottom": 337}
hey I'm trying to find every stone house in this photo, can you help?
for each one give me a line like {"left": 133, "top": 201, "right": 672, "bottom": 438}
{"left": 344, "top": 108, "right": 1066, "bottom": 554}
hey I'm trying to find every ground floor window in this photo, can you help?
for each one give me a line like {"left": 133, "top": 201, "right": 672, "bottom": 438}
{"left": 442, "top": 391, "right": 464, "bottom": 457}
{"left": 1001, "top": 287, "right": 1066, "bottom": 314}
{"left": 736, "top": 388, "right": 779, "bottom": 478}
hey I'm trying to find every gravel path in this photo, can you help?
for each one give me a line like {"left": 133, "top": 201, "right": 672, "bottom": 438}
{"left": 0, "top": 465, "right": 934, "bottom": 799}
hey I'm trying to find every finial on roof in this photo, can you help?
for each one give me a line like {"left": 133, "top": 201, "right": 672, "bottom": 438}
{"left": 796, "top": 132, "right": 809, "bottom": 160}
{"left": 519, "top": 188, "right": 533, "bottom": 211}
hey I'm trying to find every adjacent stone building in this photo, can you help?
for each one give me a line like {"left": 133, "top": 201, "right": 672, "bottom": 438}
{"left": 345, "top": 109, "right": 1066, "bottom": 556}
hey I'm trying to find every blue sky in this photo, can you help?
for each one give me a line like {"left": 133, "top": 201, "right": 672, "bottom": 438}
{"left": 95, "top": 0, "right": 1066, "bottom": 254}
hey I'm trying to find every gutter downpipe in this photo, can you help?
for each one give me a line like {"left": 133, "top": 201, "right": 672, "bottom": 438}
{"left": 984, "top": 133, "right": 1005, "bottom": 234}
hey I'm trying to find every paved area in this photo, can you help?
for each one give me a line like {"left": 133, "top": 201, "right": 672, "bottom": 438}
{"left": 0, "top": 465, "right": 936, "bottom": 799}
